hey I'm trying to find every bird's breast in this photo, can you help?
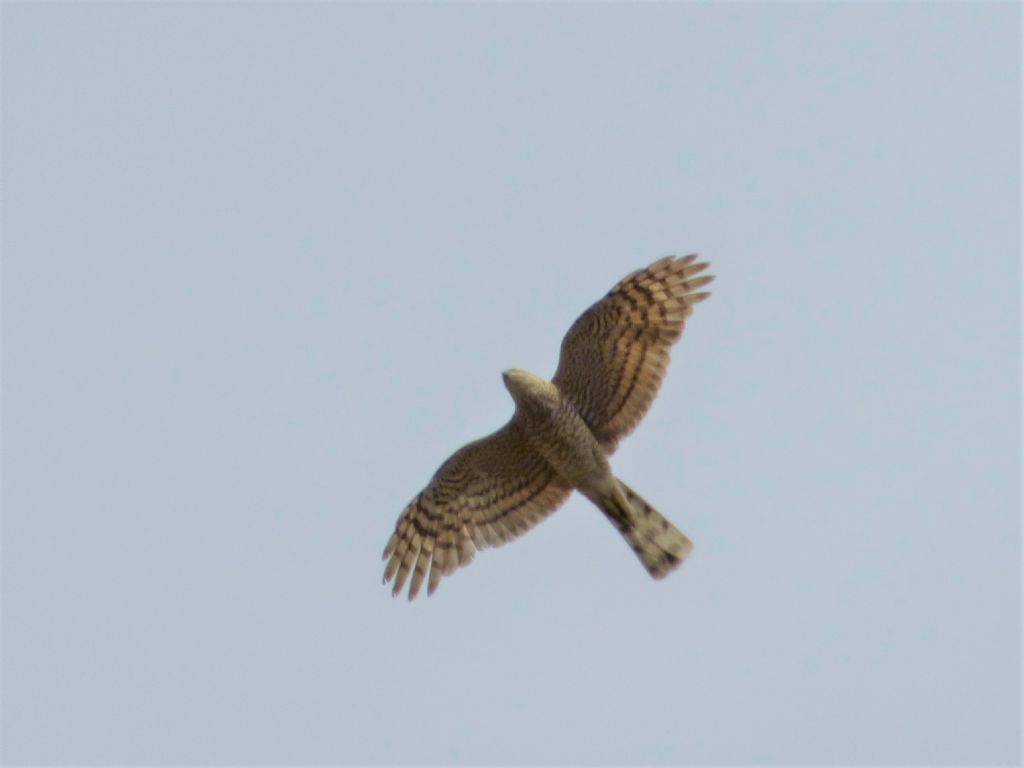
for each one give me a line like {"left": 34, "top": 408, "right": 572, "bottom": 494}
{"left": 522, "top": 401, "right": 609, "bottom": 489}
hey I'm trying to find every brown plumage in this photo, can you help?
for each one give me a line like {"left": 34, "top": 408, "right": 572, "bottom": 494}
{"left": 383, "top": 254, "right": 713, "bottom": 600}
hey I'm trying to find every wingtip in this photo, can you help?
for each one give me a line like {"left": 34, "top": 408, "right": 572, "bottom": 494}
{"left": 686, "top": 274, "right": 715, "bottom": 292}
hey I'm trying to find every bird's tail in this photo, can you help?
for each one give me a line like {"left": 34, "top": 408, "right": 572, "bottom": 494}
{"left": 597, "top": 479, "right": 693, "bottom": 578}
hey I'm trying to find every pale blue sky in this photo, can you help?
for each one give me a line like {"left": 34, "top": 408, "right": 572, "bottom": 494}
{"left": 3, "top": 2, "right": 1020, "bottom": 765}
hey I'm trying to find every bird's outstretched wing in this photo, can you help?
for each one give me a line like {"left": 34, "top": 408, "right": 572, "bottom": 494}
{"left": 552, "top": 254, "right": 713, "bottom": 453}
{"left": 383, "top": 419, "right": 572, "bottom": 600}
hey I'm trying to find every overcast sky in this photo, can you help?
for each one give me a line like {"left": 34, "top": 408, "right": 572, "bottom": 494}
{"left": 3, "top": 2, "right": 1019, "bottom": 765}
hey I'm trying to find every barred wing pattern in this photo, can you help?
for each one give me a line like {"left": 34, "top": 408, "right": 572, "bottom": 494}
{"left": 383, "top": 419, "right": 572, "bottom": 600}
{"left": 552, "top": 254, "right": 713, "bottom": 453}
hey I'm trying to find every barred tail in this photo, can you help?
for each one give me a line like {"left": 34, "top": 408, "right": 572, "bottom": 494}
{"left": 598, "top": 479, "right": 693, "bottom": 578}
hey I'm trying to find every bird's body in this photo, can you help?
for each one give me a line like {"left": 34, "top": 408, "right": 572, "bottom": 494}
{"left": 502, "top": 369, "right": 610, "bottom": 492}
{"left": 383, "top": 254, "right": 713, "bottom": 600}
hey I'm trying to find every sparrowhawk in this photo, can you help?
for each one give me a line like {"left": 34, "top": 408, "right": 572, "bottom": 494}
{"left": 383, "top": 254, "right": 713, "bottom": 600}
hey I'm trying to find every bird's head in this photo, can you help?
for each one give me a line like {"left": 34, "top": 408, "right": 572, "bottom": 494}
{"left": 502, "top": 369, "right": 558, "bottom": 411}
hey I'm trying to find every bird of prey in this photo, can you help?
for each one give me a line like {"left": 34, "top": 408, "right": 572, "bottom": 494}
{"left": 383, "top": 254, "right": 713, "bottom": 600}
